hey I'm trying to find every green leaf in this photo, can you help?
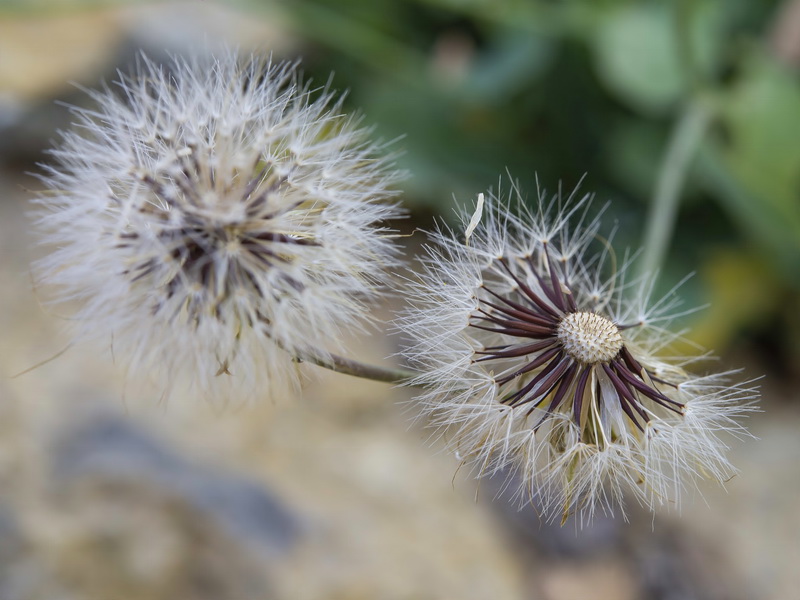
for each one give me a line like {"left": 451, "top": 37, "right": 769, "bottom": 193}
{"left": 703, "top": 50, "right": 800, "bottom": 285}
{"left": 591, "top": 1, "right": 722, "bottom": 114}
{"left": 719, "top": 51, "right": 800, "bottom": 218}
{"left": 465, "top": 29, "right": 556, "bottom": 104}
{"left": 592, "top": 4, "right": 685, "bottom": 113}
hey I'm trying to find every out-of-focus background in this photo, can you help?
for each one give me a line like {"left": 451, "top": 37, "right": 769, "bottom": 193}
{"left": 1, "top": 1, "right": 799, "bottom": 599}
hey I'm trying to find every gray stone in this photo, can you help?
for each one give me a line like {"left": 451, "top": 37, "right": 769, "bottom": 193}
{"left": 52, "top": 415, "right": 298, "bottom": 556}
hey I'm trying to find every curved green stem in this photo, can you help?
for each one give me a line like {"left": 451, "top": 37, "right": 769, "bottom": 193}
{"left": 639, "top": 99, "right": 713, "bottom": 279}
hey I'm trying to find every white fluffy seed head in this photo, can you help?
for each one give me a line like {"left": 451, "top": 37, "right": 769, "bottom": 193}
{"left": 399, "top": 180, "right": 758, "bottom": 525}
{"left": 557, "top": 311, "right": 622, "bottom": 364}
{"left": 34, "top": 50, "right": 403, "bottom": 403}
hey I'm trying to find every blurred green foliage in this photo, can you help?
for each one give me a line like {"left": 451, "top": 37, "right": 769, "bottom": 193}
{"left": 264, "top": 0, "right": 799, "bottom": 371}
{"left": 2, "top": 0, "right": 798, "bottom": 373}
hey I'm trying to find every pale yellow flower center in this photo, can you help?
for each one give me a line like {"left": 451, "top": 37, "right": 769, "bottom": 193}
{"left": 557, "top": 311, "right": 623, "bottom": 364}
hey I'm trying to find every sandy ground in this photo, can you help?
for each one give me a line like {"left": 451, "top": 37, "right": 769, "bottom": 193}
{"left": 1, "top": 169, "right": 798, "bottom": 600}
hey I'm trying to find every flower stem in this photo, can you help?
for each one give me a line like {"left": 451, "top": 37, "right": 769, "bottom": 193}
{"left": 640, "top": 100, "right": 712, "bottom": 279}
{"left": 294, "top": 348, "right": 416, "bottom": 384}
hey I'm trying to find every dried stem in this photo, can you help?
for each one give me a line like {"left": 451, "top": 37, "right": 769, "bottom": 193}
{"left": 293, "top": 348, "right": 416, "bottom": 384}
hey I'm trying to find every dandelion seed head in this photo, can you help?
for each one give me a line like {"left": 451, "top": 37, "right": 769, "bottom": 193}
{"left": 34, "top": 50, "right": 403, "bottom": 403}
{"left": 399, "top": 179, "right": 757, "bottom": 524}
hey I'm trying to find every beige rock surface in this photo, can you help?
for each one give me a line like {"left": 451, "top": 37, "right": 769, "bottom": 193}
{"left": 1, "top": 172, "right": 527, "bottom": 599}
{"left": 0, "top": 1, "right": 293, "bottom": 101}
{"left": 4, "top": 161, "right": 797, "bottom": 600}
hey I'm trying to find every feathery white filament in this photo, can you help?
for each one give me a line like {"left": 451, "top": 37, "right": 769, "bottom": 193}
{"left": 35, "top": 50, "right": 403, "bottom": 403}
{"left": 399, "top": 180, "right": 757, "bottom": 524}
